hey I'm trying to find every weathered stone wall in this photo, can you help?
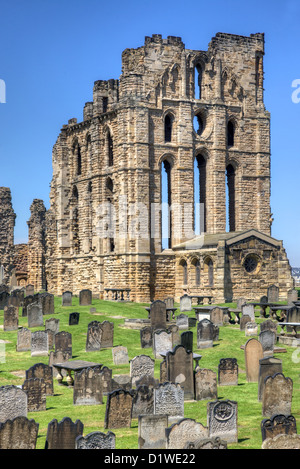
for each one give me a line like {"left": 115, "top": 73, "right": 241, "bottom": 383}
{"left": 0, "top": 187, "right": 16, "bottom": 284}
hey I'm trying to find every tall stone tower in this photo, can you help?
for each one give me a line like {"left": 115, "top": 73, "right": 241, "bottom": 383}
{"left": 0, "top": 187, "right": 16, "bottom": 284}
{"left": 29, "top": 32, "right": 293, "bottom": 302}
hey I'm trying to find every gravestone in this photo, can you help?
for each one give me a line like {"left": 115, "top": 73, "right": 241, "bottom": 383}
{"left": 268, "top": 285, "right": 279, "bottom": 303}
{"left": 22, "top": 378, "right": 46, "bottom": 412}
{"left": 260, "top": 319, "right": 278, "bottom": 336}
{"left": 258, "top": 357, "right": 283, "bottom": 401}
{"left": 140, "top": 326, "right": 152, "bottom": 349}
{"left": 166, "top": 345, "right": 195, "bottom": 400}
{"left": 25, "top": 284, "right": 34, "bottom": 296}
{"left": 75, "top": 431, "right": 116, "bottom": 449}
{"left": 245, "top": 322, "right": 258, "bottom": 337}
{"left": 164, "top": 297, "right": 174, "bottom": 309}
{"left": 48, "top": 350, "right": 70, "bottom": 377}
{"left": 176, "top": 314, "right": 189, "bottom": 330}
{"left": 185, "top": 437, "right": 227, "bottom": 450}
{"left": 22, "top": 295, "right": 35, "bottom": 317}
{"left": 73, "top": 366, "right": 103, "bottom": 406}
{"left": 3, "top": 305, "right": 19, "bottom": 331}
{"left": 36, "top": 292, "right": 54, "bottom": 316}
{"left": 287, "top": 289, "right": 298, "bottom": 304}
{"left": 153, "top": 329, "right": 173, "bottom": 359}
{"left": 104, "top": 390, "right": 133, "bottom": 429}
{"left": 168, "top": 324, "right": 181, "bottom": 347}
{"left": 0, "top": 417, "right": 39, "bottom": 449}
{"left": 27, "top": 303, "right": 43, "bottom": 328}
{"left": 236, "top": 298, "right": 247, "bottom": 309}
{"left": 62, "top": 291, "right": 72, "bottom": 306}
{"left": 166, "top": 418, "right": 208, "bottom": 449}
{"left": 132, "top": 385, "right": 154, "bottom": 418}
{"left": 241, "top": 304, "right": 255, "bottom": 321}
{"left": 100, "top": 366, "right": 113, "bottom": 395}
{"left": 195, "top": 368, "right": 218, "bottom": 401}
{"left": 197, "top": 319, "right": 215, "bottom": 349}
{"left": 45, "top": 417, "right": 84, "bottom": 449}
{"left": 244, "top": 338, "right": 264, "bottom": 383}
{"left": 55, "top": 331, "right": 72, "bottom": 357}
{"left": 180, "top": 331, "right": 193, "bottom": 352}
{"left": 218, "top": 358, "right": 238, "bottom": 386}
{"left": 26, "top": 363, "right": 54, "bottom": 396}
{"left": 240, "top": 314, "right": 252, "bottom": 331}
{"left": 111, "top": 374, "right": 132, "bottom": 392}
{"left": 16, "top": 327, "right": 31, "bottom": 352}
{"left": 160, "top": 359, "right": 167, "bottom": 383}
{"left": 262, "top": 433, "right": 300, "bottom": 449}
{"left": 8, "top": 289, "right": 24, "bottom": 308}
{"left": 0, "top": 291, "right": 9, "bottom": 310}
{"left": 262, "top": 373, "right": 293, "bottom": 418}
{"left": 259, "top": 330, "right": 276, "bottom": 357}
{"left": 112, "top": 346, "right": 129, "bottom": 365}
{"left": 79, "top": 289, "right": 92, "bottom": 306}
{"left": 210, "top": 307, "right": 224, "bottom": 327}
{"left": 150, "top": 300, "right": 167, "bottom": 331}
{"left": 45, "top": 318, "right": 59, "bottom": 349}
{"left": 154, "top": 383, "right": 184, "bottom": 424}
{"left": 69, "top": 312, "right": 80, "bottom": 326}
{"left": 86, "top": 321, "right": 102, "bottom": 352}
{"left": 207, "top": 400, "right": 238, "bottom": 443}
{"left": 180, "top": 294, "right": 192, "bottom": 312}
{"left": 99, "top": 321, "right": 114, "bottom": 348}
{"left": 31, "top": 331, "right": 48, "bottom": 357}
{"left": 0, "top": 385, "right": 27, "bottom": 421}
{"left": 261, "top": 414, "right": 297, "bottom": 442}
{"left": 138, "top": 414, "right": 168, "bottom": 449}
{"left": 130, "top": 355, "right": 155, "bottom": 388}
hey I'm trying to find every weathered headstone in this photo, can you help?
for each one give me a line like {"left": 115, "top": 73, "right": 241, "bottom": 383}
{"left": 207, "top": 400, "right": 238, "bottom": 443}
{"left": 240, "top": 314, "right": 252, "bottom": 331}
{"left": 0, "top": 291, "right": 9, "bottom": 310}
{"left": 245, "top": 322, "right": 258, "bottom": 337}
{"left": 261, "top": 414, "right": 297, "bottom": 442}
{"left": 236, "top": 297, "right": 247, "bottom": 309}
{"left": 140, "top": 326, "right": 153, "bottom": 349}
{"left": 262, "top": 433, "right": 300, "bottom": 449}
{"left": 259, "top": 330, "right": 276, "bottom": 357}
{"left": 150, "top": 300, "right": 167, "bottom": 331}
{"left": 185, "top": 437, "right": 227, "bottom": 450}
{"left": 22, "top": 378, "right": 47, "bottom": 412}
{"left": 244, "top": 338, "right": 264, "bottom": 383}
{"left": 73, "top": 366, "right": 103, "bottom": 406}
{"left": 287, "top": 289, "right": 298, "bottom": 304}
{"left": 16, "top": 327, "right": 31, "bottom": 352}
{"left": 258, "top": 357, "right": 283, "bottom": 401}
{"left": 176, "top": 313, "right": 189, "bottom": 330}
{"left": 45, "top": 417, "right": 84, "bottom": 449}
{"left": 62, "top": 291, "right": 72, "bottom": 307}
{"left": 111, "top": 374, "right": 132, "bottom": 392}
{"left": 180, "top": 294, "right": 192, "bottom": 312}
{"left": 75, "top": 431, "right": 116, "bottom": 449}
{"left": 36, "top": 292, "right": 54, "bottom": 316}
{"left": 260, "top": 319, "right": 278, "bottom": 336}
{"left": 195, "top": 368, "right": 218, "bottom": 401}
{"left": 180, "top": 331, "right": 193, "bottom": 352}
{"left": 267, "top": 285, "right": 279, "bottom": 303}
{"left": 138, "top": 414, "right": 168, "bottom": 449}
{"left": 100, "top": 366, "right": 113, "bottom": 395}
{"left": 27, "top": 303, "right": 43, "bottom": 328}
{"left": 99, "top": 321, "right": 114, "bottom": 348}
{"left": 130, "top": 355, "right": 155, "bottom": 388}
{"left": 48, "top": 350, "right": 70, "bottom": 377}
{"left": 86, "top": 321, "right": 102, "bottom": 352}
{"left": 45, "top": 317, "right": 59, "bottom": 349}
{"left": 0, "top": 416, "right": 39, "bottom": 449}
{"left": 104, "top": 390, "right": 133, "bottom": 429}
{"left": 26, "top": 363, "right": 54, "bottom": 396}
{"left": 154, "top": 383, "right": 184, "bottom": 424}
{"left": 166, "top": 418, "right": 208, "bottom": 449}
{"left": 31, "top": 331, "right": 48, "bottom": 357}
{"left": 241, "top": 303, "right": 255, "bottom": 321}
{"left": 153, "top": 329, "right": 173, "bottom": 359}
{"left": 25, "top": 284, "right": 34, "bottom": 296}
{"left": 79, "top": 289, "right": 92, "bottom": 306}
{"left": 262, "top": 373, "right": 293, "bottom": 418}
{"left": 210, "top": 307, "right": 224, "bottom": 326}
{"left": 218, "top": 358, "right": 238, "bottom": 386}
{"left": 22, "top": 295, "right": 35, "bottom": 317}
{"left": 166, "top": 345, "right": 195, "bottom": 400}
{"left": 55, "top": 331, "right": 72, "bottom": 357}
{"left": 3, "top": 305, "right": 19, "bottom": 331}
{"left": 112, "top": 346, "right": 129, "bottom": 365}
{"left": 69, "top": 312, "right": 80, "bottom": 326}
{"left": 197, "top": 319, "right": 215, "bottom": 349}
{"left": 0, "top": 385, "right": 27, "bottom": 421}
{"left": 132, "top": 385, "right": 154, "bottom": 418}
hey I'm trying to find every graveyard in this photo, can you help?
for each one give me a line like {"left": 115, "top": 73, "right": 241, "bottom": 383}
{"left": 0, "top": 289, "right": 300, "bottom": 449}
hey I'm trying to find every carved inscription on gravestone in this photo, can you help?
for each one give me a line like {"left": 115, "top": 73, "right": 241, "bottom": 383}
{"left": 75, "top": 431, "right": 116, "bottom": 449}
{"left": 0, "top": 416, "right": 39, "bottom": 449}
{"left": 208, "top": 400, "right": 238, "bottom": 443}
{"left": 104, "top": 390, "right": 133, "bottom": 429}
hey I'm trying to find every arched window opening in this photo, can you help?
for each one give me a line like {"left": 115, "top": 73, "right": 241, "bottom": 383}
{"left": 194, "top": 64, "right": 203, "bottom": 100}
{"left": 180, "top": 260, "right": 188, "bottom": 285}
{"left": 106, "top": 177, "right": 114, "bottom": 195}
{"left": 107, "top": 130, "right": 113, "bottom": 166}
{"left": 191, "top": 258, "right": 201, "bottom": 286}
{"left": 204, "top": 258, "right": 214, "bottom": 287}
{"left": 194, "top": 154, "right": 207, "bottom": 234}
{"left": 226, "top": 164, "right": 236, "bottom": 232}
{"left": 227, "top": 121, "right": 235, "bottom": 148}
{"left": 105, "top": 177, "right": 114, "bottom": 252}
{"left": 164, "top": 114, "right": 173, "bottom": 143}
{"left": 77, "top": 145, "right": 82, "bottom": 176}
{"left": 161, "top": 159, "right": 172, "bottom": 250}
{"left": 86, "top": 135, "right": 92, "bottom": 173}
{"left": 193, "top": 113, "right": 204, "bottom": 136}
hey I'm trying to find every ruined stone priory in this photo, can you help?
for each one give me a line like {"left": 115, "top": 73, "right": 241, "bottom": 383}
{"left": 0, "top": 32, "right": 294, "bottom": 303}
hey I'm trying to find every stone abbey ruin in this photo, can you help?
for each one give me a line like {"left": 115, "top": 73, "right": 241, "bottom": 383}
{"left": 0, "top": 32, "right": 294, "bottom": 303}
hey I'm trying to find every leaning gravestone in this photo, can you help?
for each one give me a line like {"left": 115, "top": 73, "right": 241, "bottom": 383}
{"left": 31, "top": 331, "right": 48, "bottom": 357}
{"left": 197, "top": 319, "right": 215, "bottom": 349}
{"left": 153, "top": 329, "right": 173, "bottom": 359}
{"left": 79, "top": 289, "right": 92, "bottom": 306}
{"left": 75, "top": 431, "right": 116, "bottom": 449}
{"left": 27, "top": 303, "right": 43, "bottom": 328}
{"left": 218, "top": 358, "right": 238, "bottom": 386}
{"left": 261, "top": 414, "right": 297, "bottom": 442}
{"left": 258, "top": 357, "right": 283, "bottom": 401}
{"left": 45, "top": 417, "right": 84, "bottom": 449}
{"left": 267, "top": 285, "right": 279, "bottom": 303}
{"left": 140, "top": 326, "right": 153, "bottom": 349}
{"left": 262, "top": 373, "right": 293, "bottom": 418}
{"left": 26, "top": 363, "right": 54, "bottom": 396}
{"left": 62, "top": 291, "right": 72, "bottom": 307}
{"left": 166, "top": 418, "right": 208, "bottom": 450}
{"left": 166, "top": 345, "right": 194, "bottom": 400}
{"left": 104, "top": 389, "right": 133, "bottom": 429}
{"left": 112, "top": 346, "right": 129, "bottom": 365}
{"left": 73, "top": 366, "right": 103, "bottom": 406}
{"left": 86, "top": 321, "right": 102, "bottom": 352}
{"left": 130, "top": 355, "right": 155, "bottom": 388}
{"left": 154, "top": 382, "right": 184, "bottom": 424}
{"left": 16, "top": 327, "right": 31, "bottom": 352}
{"left": 0, "top": 416, "right": 39, "bottom": 449}
{"left": 69, "top": 312, "right": 80, "bottom": 326}
{"left": 132, "top": 385, "right": 154, "bottom": 418}
{"left": 3, "top": 305, "right": 19, "bottom": 331}
{"left": 207, "top": 400, "right": 238, "bottom": 443}
{"left": 180, "top": 294, "right": 192, "bottom": 312}
{"left": 22, "top": 378, "right": 46, "bottom": 412}
{"left": 138, "top": 414, "right": 168, "bottom": 449}
{"left": 0, "top": 385, "right": 27, "bottom": 421}
{"left": 195, "top": 368, "right": 218, "bottom": 401}
{"left": 244, "top": 338, "right": 264, "bottom": 383}
{"left": 150, "top": 300, "right": 167, "bottom": 331}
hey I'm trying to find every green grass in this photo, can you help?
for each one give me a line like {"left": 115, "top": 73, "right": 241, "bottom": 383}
{"left": 0, "top": 296, "right": 299, "bottom": 449}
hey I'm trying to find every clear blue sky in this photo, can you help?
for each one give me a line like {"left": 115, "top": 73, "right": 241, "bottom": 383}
{"left": 0, "top": 0, "right": 299, "bottom": 265}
